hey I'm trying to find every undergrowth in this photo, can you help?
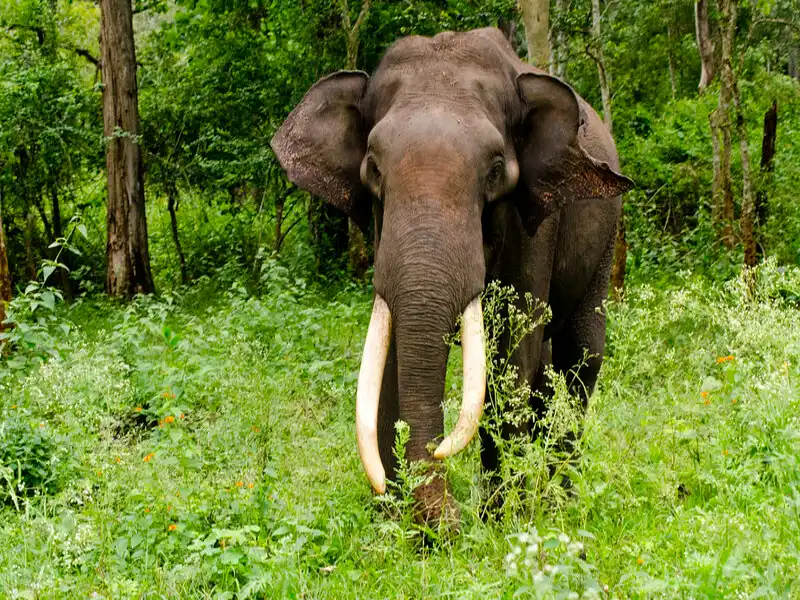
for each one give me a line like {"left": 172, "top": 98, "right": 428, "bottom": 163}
{"left": 0, "top": 260, "right": 799, "bottom": 598}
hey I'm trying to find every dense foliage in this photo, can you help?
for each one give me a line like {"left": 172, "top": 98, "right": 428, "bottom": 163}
{"left": 1, "top": 0, "right": 799, "bottom": 596}
{"left": 1, "top": 0, "right": 797, "bottom": 287}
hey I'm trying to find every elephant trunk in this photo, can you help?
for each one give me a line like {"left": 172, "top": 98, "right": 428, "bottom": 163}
{"left": 356, "top": 206, "right": 486, "bottom": 494}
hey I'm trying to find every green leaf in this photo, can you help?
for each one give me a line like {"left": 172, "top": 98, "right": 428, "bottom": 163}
{"left": 41, "top": 291, "right": 56, "bottom": 312}
{"left": 42, "top": 266, "right": 56, "bottom": 283}
{"left": 77, "top": 223, "right": 88, "bottom": 239}
{"left": 219, "top": 549, "right": 243, "bottom": 565}
{"left": 115, "top": 536, "right": 128, "bottom": 555}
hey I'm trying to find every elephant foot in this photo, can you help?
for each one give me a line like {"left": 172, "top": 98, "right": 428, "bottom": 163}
{"left": 412, "top": 474, "right": 460, "bottom": 529}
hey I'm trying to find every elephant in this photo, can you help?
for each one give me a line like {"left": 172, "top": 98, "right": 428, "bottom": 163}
{"left": 271, "top": 27, "right": 633, "bottom": 525}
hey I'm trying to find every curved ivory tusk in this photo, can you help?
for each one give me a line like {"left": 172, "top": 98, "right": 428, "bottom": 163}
{"left": 355, "top": 295, "right": 392, "bottom": 494}
{"left": 434, "top": 297, "right": 486, "bottom": 459}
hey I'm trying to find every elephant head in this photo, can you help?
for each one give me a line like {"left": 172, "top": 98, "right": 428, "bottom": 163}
{"left": 272, "top": 28, "right": 632, "bottom": 520}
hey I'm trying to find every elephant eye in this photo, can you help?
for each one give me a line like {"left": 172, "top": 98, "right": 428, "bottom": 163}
{"left": 487, "top": 157, "right": 504, "bottom": 185}
{"left": 367, "top": 154, "right": 381, "bottom": 181}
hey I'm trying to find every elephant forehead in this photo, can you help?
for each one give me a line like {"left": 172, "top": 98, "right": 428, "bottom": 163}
{"left": 369, "top": 108, "right": 505, "bottom": 165}
{"left": 368, "top": 65, "right": 510, "bottom": 119}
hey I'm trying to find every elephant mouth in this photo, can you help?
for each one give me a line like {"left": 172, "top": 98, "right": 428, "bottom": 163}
{"left": 355, "top": 294, "right": 486, "bottom": 494}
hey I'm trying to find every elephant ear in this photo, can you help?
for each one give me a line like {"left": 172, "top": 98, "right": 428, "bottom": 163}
{"left": 271, "top": 71, "right": 372, "bottom": 231}
{"left": 514, "top": 72, "right": 634, "bottom": 235}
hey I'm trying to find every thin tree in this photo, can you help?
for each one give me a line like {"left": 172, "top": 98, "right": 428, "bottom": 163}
{"left": 551, "top": 0, "right": 568, "bottom": 78}
{"left": 667, "top": 23, "right": 678, "bottom": 100}
{"left": 590, "top": 0, "right": 613, "bottom": 132}
{"left": 0, "top": 189, "right": 10, "bottom": 333}
{"left": 100, "top": 0, "right": 155, "bottom": 298}
{"left": 732, "top": 80, "right": 755, "bottom": 272}
{"left": 756, "top": 100, "right": 777, "bottom": 259}
{"left": 340, "top": 0, "right": 371, "bottom": 279}
{"left": 165, "top": 181, "right": 188, "bottom": 285}
{"left": 587, "top": 0, "right": 624, "bottom": 298}
{"left": 710, "top": 0, "right": 736, "bottom": 247}
{"left": 695, "top": 0, "right": 715, "bottom": 92}
{"left": 518, "top": 0, "right": 550, "bottom": 67}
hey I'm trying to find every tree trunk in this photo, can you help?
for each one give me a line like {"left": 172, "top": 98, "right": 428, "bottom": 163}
{"left": 591, "top": 0, "right": 613, "bottom": 133}
{"left": 348, "top": 218, "right": 369, "bottom": 279}
{"left": 0, "top": 192, "right": 11, "bottom": 333}
{"left": 51, "top": 188, "right": 72, "bottom": 298}
{"left": 709, "top": 113, "right": 722, "bottom": 222}
{"left": 101, "top": 0, "right": 154, "bottom": 298}
{"left": 756, "top": 100, "right": 777, "bottom": 259}
{"left": 552, "top": 0, "right": 567, "bottom": 79}
{"left": 732, "top": 83, "right": 755, "bottom": 271}
{"left": 695, "top": 0, "right": 715, "bottom": 93}
{"left": 518, "top": 0, "right": 550, "bottom": 68}
{"left": 589, "top": 0, "right": 624, "bottom": 296}
{"left": 167, "top": 184, "right": 188, "bottom": 285}
{"left": 610, "top": 213, "right": 627, "bottom": 301}
{"left": 25, "top": 205, "right": 37, "bottom": 281}
{"left": 788, "top": 46, "right": 799, "bottom": 80}
{"left": 713, "top": 0, "right": 736, "bottom": 247}
{"left": 341, "top": 0, "right": 371, "bottom": 279}
{"left": 667, "top": 24, "right": 678, "bottom": 100}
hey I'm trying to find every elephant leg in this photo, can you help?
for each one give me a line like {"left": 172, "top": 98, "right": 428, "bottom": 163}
{"left": 480, "top": 323, "right": 544, "bottom": 474}
{"left": 550, "top": 237, "right": 615, "bottom": 465}
{"left": 551, "top": 238, "right": 614, "bottom": 408}
{"left": 480, "top": 207, "right": 559, "bottom": 495}
{"left": 377, "top": 335, "right": 400, "bottom": 481}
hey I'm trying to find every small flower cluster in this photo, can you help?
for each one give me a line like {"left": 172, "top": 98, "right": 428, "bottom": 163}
{"left": 716, "top": 355, "right": 735, "bottom": 364}
{"left": 505, "top": 528, "right": 599, "bottom": 597}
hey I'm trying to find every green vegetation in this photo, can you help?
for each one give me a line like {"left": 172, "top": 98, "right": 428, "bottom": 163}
{"left": 2, "top": 0, "right": 800, "bottom": 597}
{"left": 1, "top": 262, "right": 799, "bottom": 597}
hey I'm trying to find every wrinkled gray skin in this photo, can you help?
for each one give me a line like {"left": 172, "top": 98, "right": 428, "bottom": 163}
{"left": 272, "top": 28, "right": 633, "bottom": 524}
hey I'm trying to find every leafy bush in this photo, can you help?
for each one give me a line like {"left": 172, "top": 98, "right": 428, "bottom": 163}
{"left": 0, "top": 412, "right": 65, "bottom": 506}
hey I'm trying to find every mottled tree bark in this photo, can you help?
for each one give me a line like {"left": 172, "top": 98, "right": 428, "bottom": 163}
{"left": 756, "top": 101, "right": 777, "bottom": 259}
{"left": 551, "top": 0, "right": 567, "bottom": 78}
{"left": 711, "top": 0, "right": 736, "bottom": 247}
{"left": 518, "top": 0, "right": 551, "bottom": 68}
{"left": 101, "top": 0, "right": 154, "bottom": 298}
{"left": 695, "top": 0, "right": 715, "bottom": 92}
{"left": 732, "top": 83, "right": 755, "bottom": 272}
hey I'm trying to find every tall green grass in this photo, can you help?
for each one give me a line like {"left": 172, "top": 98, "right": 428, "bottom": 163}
{"left": 1, "top": 261, "right": 799, "bottom": 598}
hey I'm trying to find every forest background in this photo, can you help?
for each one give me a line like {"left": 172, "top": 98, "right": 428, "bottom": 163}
{"left": 1, "top": 0, "right": 800, "bottom": 597}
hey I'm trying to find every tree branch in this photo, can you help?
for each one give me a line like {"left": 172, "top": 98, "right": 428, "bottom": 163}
{"left": 352, "top": 0, "right": 372, "bottom": 38}
{"left": 74, "top": 47, "right": 101, "bottom": 67}
{"left": 3, "top": 24, "right": 45, "bottom": 45}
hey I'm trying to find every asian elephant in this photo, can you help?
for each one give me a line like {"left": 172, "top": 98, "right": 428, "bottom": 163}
{"left": 271, "top": 28, "right": 633, "bottom": 524}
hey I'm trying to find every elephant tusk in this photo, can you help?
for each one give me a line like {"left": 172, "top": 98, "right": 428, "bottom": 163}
{"left": 355, "top": 294, "right": 392, "bottom": 494}
{"left": 434, "top": 296, "right": 486, "bottom": 460}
